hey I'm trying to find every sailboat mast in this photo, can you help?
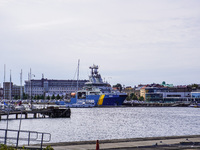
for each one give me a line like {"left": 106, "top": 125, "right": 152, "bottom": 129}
{"left": 4, "top": 64, "right": 6, "bottom": 100}
{"left": 10, "top": 70, "right": 12, "bottom": 100}
{"left": 76, "top": 59, "right": 80, "bottom": 100}
{"left": 30, "top": 68, "right": 31, "bottom": 100}
{"left": 20, "top": 69, "right": 23, "bottom": 100}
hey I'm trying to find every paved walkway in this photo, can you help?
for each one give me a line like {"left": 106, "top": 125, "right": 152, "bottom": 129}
{"left": 28, "top": 135, "right": 200, "bottom": 150}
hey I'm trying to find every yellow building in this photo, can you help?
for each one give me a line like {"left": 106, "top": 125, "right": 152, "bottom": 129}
{"left": 140, "top": 86, "right": 147, "bottom": 100}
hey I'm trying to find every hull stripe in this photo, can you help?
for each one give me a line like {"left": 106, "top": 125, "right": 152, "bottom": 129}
{"left": 97, "top": 95, "right": 105, "bottom": 105}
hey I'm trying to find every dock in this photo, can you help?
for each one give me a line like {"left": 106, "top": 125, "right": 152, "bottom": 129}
{"left": 0, "top": 107, "right": 71, "bottom": 120}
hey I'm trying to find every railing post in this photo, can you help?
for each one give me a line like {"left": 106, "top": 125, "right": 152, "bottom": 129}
{"left": 40, "top": 133, "right": 44, "bottom": 150}
{"left": 16, "top": 131, "right": 20, "bottom": 148}
{"left": 4, "top": 129, "right": 7, "bottom": 145}
{"left": 28, "top": 132, "right": 30, "bottom": 146}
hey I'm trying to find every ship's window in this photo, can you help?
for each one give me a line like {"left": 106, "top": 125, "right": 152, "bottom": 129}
{"left": 89, "top": 92, "right": 100, "bottom": 95}
{"left": 78, "top": 92, "right": 86, "bottom": 99}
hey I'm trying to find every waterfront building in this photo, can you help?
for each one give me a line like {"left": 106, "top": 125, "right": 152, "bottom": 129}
{"left": 160, "top": 81, "right": 173, "bottom": 87}
{"left": 24, "top": 77, "right": 88, "bottom": 98}
{"left": 3, "top": 82, "right": 13, "bottom": 100}
{"left": 134, "top": 85, "right": 144, "bottom": 99}
{"left": 140, "top": 83, "right": 164, "bottom": 100}
{"left": 12, "top": 85, "right": 24, "bottom": 99}
{"left": 0, "top": 87, "right": 3, "bottom": 100}
{"left": 124, "top": 86, "right": 135, "bottom": 97}
{"left": 145, "top": 86, "right": 192, "bottom": 102}
{"left": 3, "top": 82, "right": 24, "bottom": 100}
{"left": 191, "top": 92, "right": 200, "bottom": 101}
{"left": 140, "top": 86, "right": 147, "bottom": 100}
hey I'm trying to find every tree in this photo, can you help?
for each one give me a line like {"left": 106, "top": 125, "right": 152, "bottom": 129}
{"left": 51, "top": 94, "right": 55, "bottom": 100}
{"left": 36, "top": 95, "right": 40, "bottom": 100}
{"left": 56, "top": 94, "right": 61, "bottom": 100}
{"left": 191, "top": 84, "right": 199, "bottom": 89}
{"left": 113, "top": 83, "right": 122, "bottom": 92}
{"left": 126, "top": 95, "right": 131, "bottom": 101}
{"left": 23, "top": 93, "right": 28, "bottom": 100}
{"left": 46, "top": 95, "right": 50, "bottom": 100}
{"left": 139, "top": 96, "right": 144, "bottom": 101}
{"left": 41, "top": 95, "right": 44, "bottom": 100}
{"left": 14, "top": 95, "right": 19, "bottom": 100}
{"left": 130, "top": 93, "right": 138, "bottom": 100}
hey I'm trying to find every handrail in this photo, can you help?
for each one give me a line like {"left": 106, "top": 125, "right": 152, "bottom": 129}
{"left": 0, "top": 128, "right": 51, "bottom": 149}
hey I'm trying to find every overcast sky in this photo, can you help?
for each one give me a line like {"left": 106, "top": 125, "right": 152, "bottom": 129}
{"left": 0, "top": 0, "right": 200, "bottom": 87}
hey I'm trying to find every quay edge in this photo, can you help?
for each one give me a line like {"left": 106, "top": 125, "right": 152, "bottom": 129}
{"left": 27, "top": 135, "right": 200, "bottom": 150}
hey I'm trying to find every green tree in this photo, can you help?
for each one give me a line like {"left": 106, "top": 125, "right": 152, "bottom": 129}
{"left": 191, "top": 84, "right": 199, "bottom": 89}
{"left": 56, "top": 94, "right": 61, "bottom": 100}
{"left": 51, "top": 94, "right": 55, "bottom": 100}
{"left": 23, "top": 93, "right": 28, "bottom": 100}
{"left": 14, "top": 95, "right": 19, "bottom": 100}
{"left": 130, "top": 93, "right": 138, "bottom": 100}
{"left": 126, "top": 95, "right": 131, "bottom": 101}
{"left": 36, "top": 95, "right": 40, "bottom": 100}
{"left": 46, "top": 95, "right": 50, "bottom": 100}
{"left": 41, "top": 95, "right": 44, "bottom": 100}
{"left": 139, "top": 96, "right": 144, "bottom": 101}
{"left": 113, "top": 83, "right": 122, "bottom": 92}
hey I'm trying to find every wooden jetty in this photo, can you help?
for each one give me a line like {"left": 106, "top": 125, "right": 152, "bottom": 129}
{"left": 0, "top": 106, "right": 71, "bottom": 120}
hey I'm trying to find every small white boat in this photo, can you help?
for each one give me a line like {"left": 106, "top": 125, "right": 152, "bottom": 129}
{"left": 189, "top": 104, "right": 200, "bottom": 108}
{"left": 1, "top": 103, "right": 15, "bottom": 112}
{"left": 15, "top": 105, "right": 26, "bottom": 111}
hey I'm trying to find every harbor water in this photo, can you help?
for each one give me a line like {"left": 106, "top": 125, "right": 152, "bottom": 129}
{"left": 1, "top": 107, "right": 200, "bottom": 144}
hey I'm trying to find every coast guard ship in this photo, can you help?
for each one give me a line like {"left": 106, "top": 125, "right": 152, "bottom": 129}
{"left": 66, "top": 64, "right": 127, "bottom": 107}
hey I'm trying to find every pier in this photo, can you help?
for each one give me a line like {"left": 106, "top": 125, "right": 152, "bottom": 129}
{"left": 0, "top": 107, "right": 71, "bottom": 120}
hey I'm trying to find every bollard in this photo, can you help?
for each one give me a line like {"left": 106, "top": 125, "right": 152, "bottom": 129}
{"left": 96, "top": 140, "right": 99, "bottom": 150}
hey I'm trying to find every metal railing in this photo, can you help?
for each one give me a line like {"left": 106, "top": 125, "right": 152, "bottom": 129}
{"left": 0, "top": 129, "right": 51, "bottom": 149}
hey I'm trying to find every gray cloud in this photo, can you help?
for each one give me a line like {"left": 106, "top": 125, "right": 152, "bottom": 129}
{"left": 0, "top": 0, "right": 200, "bottom": 86}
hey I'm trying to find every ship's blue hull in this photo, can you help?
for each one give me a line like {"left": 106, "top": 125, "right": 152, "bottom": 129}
{"left": 56, "top": 94, "right": 127, "bottom": 107}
